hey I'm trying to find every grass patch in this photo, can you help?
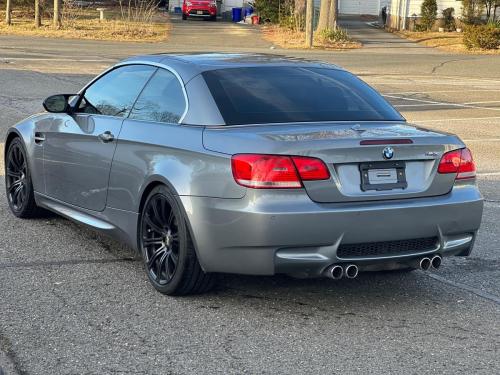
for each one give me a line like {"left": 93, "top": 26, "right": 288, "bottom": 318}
{"left": 0, "top": 7, "right": 169, "bottom": 42}
{"left": 262, "top": 25, "right": 361, "bottom": 50}
{"left": 397, "top": 30, "right": 500, "bottom": 54}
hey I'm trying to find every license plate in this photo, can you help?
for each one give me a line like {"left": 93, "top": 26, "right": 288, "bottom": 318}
{"left": 359, "top": 161, "right": 408, "bottom": 191}
{"left": 367, "top": 168, "right": 398, "bottom": 184}
{"left": 197, "top": 10, "right": 203, "bottom": 14}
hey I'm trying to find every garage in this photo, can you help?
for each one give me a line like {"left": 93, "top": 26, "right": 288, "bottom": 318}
{"left": 339, "top": 0, "right": 389, "bottom": 16}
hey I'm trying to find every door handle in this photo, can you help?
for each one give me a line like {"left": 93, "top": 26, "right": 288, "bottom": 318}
{"left": 98, "top": 131, "right": 114, "bottom": 143}
{"left": 34, "top": 132, "right": 45, "bottom": 144}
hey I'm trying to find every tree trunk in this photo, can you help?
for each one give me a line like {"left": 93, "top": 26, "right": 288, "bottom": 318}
{"left": 305, "top": 0, "right": 314, "bottom": 47}
{"left": 35, "top": 0, "right": 41, "bottom": 27}
{"left": 485, "top": 1, "right": 492, "bottom": 19}
{"left": 5, "top": 0, "right": 12, "bottom": 25}
{"left": 294, "top": 0, "right": 306, "bottom": 31}
{"left": 316, "top": 0, "right": 330, "bottom": 31}
{"left": 328, "top": 0, "right": 338, "bottom": 30}
{"left": 53, "top": 0, "right": 61, "bottom": 28}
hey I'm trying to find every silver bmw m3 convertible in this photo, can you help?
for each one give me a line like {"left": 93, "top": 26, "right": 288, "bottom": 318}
{"left": 4, "top": 53, "right": 483, "bottom": 295}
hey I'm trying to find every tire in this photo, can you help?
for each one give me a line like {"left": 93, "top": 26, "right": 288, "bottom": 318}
{"left": 138, "top": 185, "right": 215, "bottom": 295}
{"left": 5, "top": 138, "right": 43, "bottom": 218}
{"left": 182, "top": 13, "right": 187, "bottom": 20}
{"left": 211, "top": 15, "right": 217, "bottom": 21}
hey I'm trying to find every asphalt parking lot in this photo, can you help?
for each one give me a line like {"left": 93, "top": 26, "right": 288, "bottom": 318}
{"left": 0, "top": 26, "right": 499, "bottom": 374}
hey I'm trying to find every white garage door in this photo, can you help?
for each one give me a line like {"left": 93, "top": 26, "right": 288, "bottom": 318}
{"left": 339, "top": 0, "right": 388, "bottom": 16}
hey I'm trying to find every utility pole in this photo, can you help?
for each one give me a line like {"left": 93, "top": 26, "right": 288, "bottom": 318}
{"left": 5, "top": 0, "right": 12, "bottom": 25}
{"left": 305, "top": 0, "right": 314, "bottom": 48}
{"left": 35, "top": 0, "right": 41, "bottom": 27}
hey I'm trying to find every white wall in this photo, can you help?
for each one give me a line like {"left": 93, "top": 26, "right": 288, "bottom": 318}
{"left": 222, "top": 0, "right": 245, "bottom": 12}
{"left": 389, "top": 0, "right": 463, "bottom": 19}
{"left": 315, "top": 0, "right": 389, "bottom": 16}
{"left": 340, "top": 0, "right": 389, "bottom": 15}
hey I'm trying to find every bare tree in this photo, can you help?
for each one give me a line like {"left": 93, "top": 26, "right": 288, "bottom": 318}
{"left": 327, "top": 0, "right": 338, "bottom": 29}
{"left": 317, "top": 0, "right": 330, "bottom": 31}
{"left": 5, "top": 0, "right": 12, "bottom": 25}
{"left": 54, "top": 0, "right": 61, "bottom": 28}
{"left": 483, "top": 0, "right": 495, "bottom": 19}
{"left": 35, "top": 0, "right": 42, "bottom": 27}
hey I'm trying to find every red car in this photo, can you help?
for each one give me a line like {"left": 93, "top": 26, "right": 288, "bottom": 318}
{"left": 182, "top": 0, "right": 217, "bottom": 21}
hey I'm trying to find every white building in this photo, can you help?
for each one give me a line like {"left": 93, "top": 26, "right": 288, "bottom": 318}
{"left": 170, "top": 1, "right": 390, "bottom": 17}
{"left": 387, "top": 0, "right": 464, "bottom": 30}
{"left": 312, "top": 0, "right": 389, "bottom": 16}
{"left": 169, "top": 0, "right": 462, "bottom": 23}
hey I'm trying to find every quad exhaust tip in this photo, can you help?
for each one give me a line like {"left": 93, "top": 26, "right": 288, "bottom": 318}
{"left": 324, "top": 264, "right": 359, "bottom": 280}
{"left": 431, "top": 255, "right": 442, "bottom": 269}
{"left": 345, "top": 264, "right": 359, "bottom": 279}
{"left": 326, "top": 265, "right": 344, "bottom": 280}
{"left": 420, "top": 257, "right": 431, "bottom": 271}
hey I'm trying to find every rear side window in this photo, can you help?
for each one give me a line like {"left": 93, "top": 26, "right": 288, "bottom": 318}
{"left": 78, "top": 65, "right": 156, "bottom": 117}
{"left": 202, "top": 67, "right": 404, "bottom": 125}
{"left": 129, "top": 68, "right": 186, "bottom": 123}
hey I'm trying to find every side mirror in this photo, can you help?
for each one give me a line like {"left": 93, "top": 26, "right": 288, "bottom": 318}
{"left": 43, "top": 94, "right": 76, "bottom": 113}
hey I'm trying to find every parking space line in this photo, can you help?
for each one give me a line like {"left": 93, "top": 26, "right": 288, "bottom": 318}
{"left": 463, "top": 101, "right": 500, "bottom": 105}
{"left": 0, "top": 57, "right": 114, "bottom": 63}
{"left": 366, "top": 74, "right": 500, "bottom": 83}
{"left": 394, "top": 103, "right": 457, "bottom": 108}
{"left": 412, "top": 116, "right": 500, "bottom": 122}
{"left": 384, "top": 94, "right": 500, "bottom": 112}
{"left": 384, "top": 90, "right": 500, "bottom": 95}
{"left": 426, "top": 273, "right": 500, "bottom": 305}
{"left": 477, "top": 171, "right": 500, "bottom": 176}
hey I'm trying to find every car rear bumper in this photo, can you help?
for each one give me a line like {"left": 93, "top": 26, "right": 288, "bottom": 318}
{"left": 181, "top": 182, "right": 483, "bottom": 277}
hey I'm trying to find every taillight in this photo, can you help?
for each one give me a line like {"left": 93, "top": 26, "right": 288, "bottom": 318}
{"left": 231, "top": 154, "right": 330, "bottom": 189}
{"left": 438, "top": 148, "right": 476, "bottom": 180}
{"left": 291, "top": 156, "right": 331, "bottom": 180}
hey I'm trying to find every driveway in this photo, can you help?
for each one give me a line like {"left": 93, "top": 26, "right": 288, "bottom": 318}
{"left": 339, "top": 16, "right": 425, "bottom": 50}
{"left": 167, "top": 14, "right": 273, "bottom": 50}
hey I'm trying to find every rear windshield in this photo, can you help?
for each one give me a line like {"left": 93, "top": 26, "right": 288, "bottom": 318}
{"left": 202, "top": 67, "right": 404, "bottom": 125}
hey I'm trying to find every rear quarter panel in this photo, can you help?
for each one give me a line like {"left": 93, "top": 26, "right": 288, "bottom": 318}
{"left": 107, "top": 120, "right": 246, "bottom": 213}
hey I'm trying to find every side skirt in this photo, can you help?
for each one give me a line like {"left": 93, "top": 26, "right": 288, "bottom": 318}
{"left": 34, "top": 192, "right": 139, "bottom": 251}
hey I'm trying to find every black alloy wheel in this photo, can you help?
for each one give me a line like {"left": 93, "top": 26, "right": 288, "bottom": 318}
{"left": 5, "top": 138, "right": 41, "bottom": 218}
{"left": 142, "top": 193, "right": 180, "bottom": 285}
{"left": 139, "top": 185, "right": 215, "bottom": 295}
{"left": 6, "top": 141, "right": 28, "bottom": 212}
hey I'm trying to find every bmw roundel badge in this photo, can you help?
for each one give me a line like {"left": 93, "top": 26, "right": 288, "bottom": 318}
{"left": 383, "top": 146, "right": 394, "bottom": 160}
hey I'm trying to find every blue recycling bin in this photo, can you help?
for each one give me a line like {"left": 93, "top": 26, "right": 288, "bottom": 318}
{"left": 232, "top": 7, "right": 243, "bottom": 22}
{"left": 244, "top": 7, "right": 253, "bottom": 18}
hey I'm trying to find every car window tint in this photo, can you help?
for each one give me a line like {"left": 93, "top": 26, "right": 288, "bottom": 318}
{"left": 78, "top": 65, "right": 156, "bottom": 117}
{"left": 202, "top": 67, "right": 404, "bottom": 125}
{"left": 129, "top": 68, "right": 186, "bottom": 123}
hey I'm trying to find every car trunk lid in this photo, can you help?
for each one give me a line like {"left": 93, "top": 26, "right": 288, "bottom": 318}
{"left": 202, "top": 122, "right": 465, "bottom": 203}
